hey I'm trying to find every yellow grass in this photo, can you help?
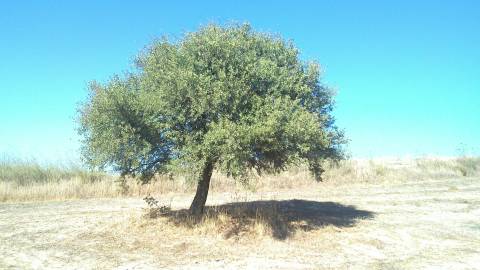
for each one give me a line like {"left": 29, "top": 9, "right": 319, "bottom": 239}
{"left": 0, "top": 157, "right": 478, "bottom": 202}
{"left": 3, "top": 174, "right": 478, "bottom": 269}
{"left": 1, "top": 157, "right": 479, "bottom": 269}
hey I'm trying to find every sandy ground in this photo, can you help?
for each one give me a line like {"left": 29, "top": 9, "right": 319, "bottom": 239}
{"left": 1, "top": 177, "right": 479, "bottom": 269}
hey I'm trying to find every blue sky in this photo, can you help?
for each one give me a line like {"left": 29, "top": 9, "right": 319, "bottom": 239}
{"left": 1, "top": 0, "right": 479, "bottom": 162}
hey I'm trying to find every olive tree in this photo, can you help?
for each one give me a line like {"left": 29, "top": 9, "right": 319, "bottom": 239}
{"left": 78, "top": 24, "right": 345, "bottom": 215}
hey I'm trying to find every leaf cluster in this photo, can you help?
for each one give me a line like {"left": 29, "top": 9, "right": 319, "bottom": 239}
{"left": 78, "top": 23, "right": 345, "bottom": 182}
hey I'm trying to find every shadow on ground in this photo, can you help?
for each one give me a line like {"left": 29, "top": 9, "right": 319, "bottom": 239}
{"left": 154, "top": 199, "right": 374, "bottom": 240}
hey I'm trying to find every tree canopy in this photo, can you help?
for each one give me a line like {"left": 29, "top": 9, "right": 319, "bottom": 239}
{"left": 78, "top": 23, "right": 345, "bottom": 214}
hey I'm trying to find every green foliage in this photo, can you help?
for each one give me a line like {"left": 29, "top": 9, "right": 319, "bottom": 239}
{"left": 78, "top": 23, "right": 345, "bottom": 183}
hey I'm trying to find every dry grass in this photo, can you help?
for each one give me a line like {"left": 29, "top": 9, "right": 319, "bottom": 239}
{"left": 1, "top": 156, "right": 479, "bottom": 269}
{"left": 1, "top": 157, "right": 479, "bottom": 202}
{"left": 142, "top": 198, "right": 373, "bottom": 240}
{"left": 91, "top": 175, "right": 480, "bottom": 269}
{"left": 2, "top": 174, "right": 478, "bottom": 269}
{"left": 0, "top": 158, "right": 104, "bottom": 184}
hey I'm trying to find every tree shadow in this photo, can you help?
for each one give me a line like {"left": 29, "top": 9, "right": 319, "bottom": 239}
{"left": 158, "top": 199, "right": 374, "bottom": 240}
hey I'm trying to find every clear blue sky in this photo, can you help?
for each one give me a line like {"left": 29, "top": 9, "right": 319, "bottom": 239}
{"left": 1, "top": 0, "right": 479, "bottom": 162}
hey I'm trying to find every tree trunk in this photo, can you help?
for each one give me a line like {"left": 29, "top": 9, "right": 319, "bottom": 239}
{"left": 189, "top": 161, "right": 214, "bottom": 216}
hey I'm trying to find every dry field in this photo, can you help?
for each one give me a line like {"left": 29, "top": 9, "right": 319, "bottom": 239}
{"left": 0, "top": 158, "right": 479, "bottom": 269}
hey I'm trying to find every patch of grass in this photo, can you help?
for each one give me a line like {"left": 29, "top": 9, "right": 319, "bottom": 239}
{"left": 456, "top": 157, "right": 480, "bottom": 176}
{"left": 1, "top": 157, "right": 479, "bottom": 202}
{"left": 142, "top": 199, "right": 374, "bottom": 240}
{"left": 415, "top": 157, "right": 480, "bottom": 178}
{"left": 0, "top": 158, "right": 104, "bottom": 185}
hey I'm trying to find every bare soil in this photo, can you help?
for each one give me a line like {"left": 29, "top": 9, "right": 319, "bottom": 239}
{"left": 1, "top": 177, "right": 479, "bottom": 269}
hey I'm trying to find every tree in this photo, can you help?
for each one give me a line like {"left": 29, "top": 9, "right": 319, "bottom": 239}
{"left": 78, "top": 23, "right": 345, "bottom": 215}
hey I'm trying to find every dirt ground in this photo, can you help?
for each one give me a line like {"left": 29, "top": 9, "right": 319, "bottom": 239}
{"left": 1, "top": 177, "right": 479, "bottom": 269}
